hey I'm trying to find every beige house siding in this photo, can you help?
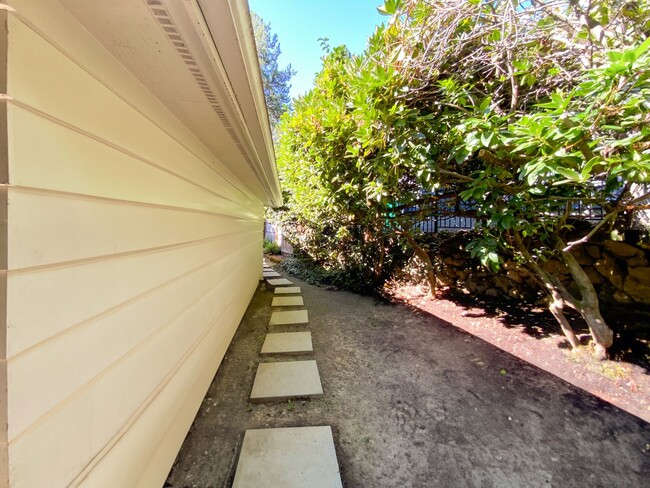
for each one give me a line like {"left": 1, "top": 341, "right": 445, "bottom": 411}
{"left": 2, "top": 1, "right": 271, "bottom": 486}
{"left": 1, "top": 6, "right": 9, "bottom": 488}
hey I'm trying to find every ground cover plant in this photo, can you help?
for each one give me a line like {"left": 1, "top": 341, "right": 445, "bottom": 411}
{"left": 272, "top": 0, "right": 650, "bottom": 357}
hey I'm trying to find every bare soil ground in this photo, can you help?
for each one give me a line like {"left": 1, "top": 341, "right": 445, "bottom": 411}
{"left": 167, "top": 272, "right": 649, "bottom": 488}
{"left": 389, "top": 283, "right": 650, "bottom": 423}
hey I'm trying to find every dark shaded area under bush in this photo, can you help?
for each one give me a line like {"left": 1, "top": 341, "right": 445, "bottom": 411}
{"left": 279, "top": 254, "right": 386, "bottom": 296}
{"left": 277, "top": 229, "right": 650, "bottom": 370}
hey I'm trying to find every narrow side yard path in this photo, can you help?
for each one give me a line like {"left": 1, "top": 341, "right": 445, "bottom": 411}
{"left": 167, "top": 275, "right": 650, "bottom": 488}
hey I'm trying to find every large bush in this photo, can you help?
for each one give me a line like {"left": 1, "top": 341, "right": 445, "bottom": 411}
{"left": 273, "top": 0, "right": 650, "bottom": 357}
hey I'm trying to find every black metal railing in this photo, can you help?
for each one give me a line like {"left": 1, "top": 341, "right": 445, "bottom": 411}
{"left": 407, "top": 196, "right": 604, "bottom": 234}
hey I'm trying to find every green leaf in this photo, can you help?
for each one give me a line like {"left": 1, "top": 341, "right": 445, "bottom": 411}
{"left": 499, "top": 214, "right": 515, "bottom": 230}
{"left": 635, "top": 37, "right": 650, "bottom": 58}
{"left": 601, "top": 125, "right": 625, "bottom": 132}
{"left": 622, "top": 50, "right": 638, "bottom": 63}
{"left": 489, "top": 29, "right": 502, "bottom": 42}
{"left": 479, "top": 97, "right": 492, "bottom": 112}
{"left": 580, "top": 157, "right": 601, "bottom": 180}
{"left": 607, "top": 50, "right": 623, "bottom": 63}
{"left": 553, "top": 166, "right": 581, "bottom": 181}
{"left": 513, "top": 140, "right": 538, "bottom": 152}
{"left": 454, "top": 148, "right": 471, "bottom": 164}
{"left": 377, "top": 0, "right": 401, "bottom": 15}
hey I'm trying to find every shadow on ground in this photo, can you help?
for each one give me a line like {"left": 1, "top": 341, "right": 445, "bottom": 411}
{"left": 167, "top": 275, "right": 650, "bottom": 488}
{"left": 434, "top": 289, "right": 650, "bottom": 373}
{"left": 280, "top": 254, "right": 650, "bottom": 372}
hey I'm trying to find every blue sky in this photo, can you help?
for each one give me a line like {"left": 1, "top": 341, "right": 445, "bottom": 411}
{"left": 248, "top": 0, "right": 386, "bottom": 99}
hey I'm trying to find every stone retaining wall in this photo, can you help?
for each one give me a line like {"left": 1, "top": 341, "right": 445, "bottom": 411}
{"left": 413, "top": 233, "right": 650, "bottom": 306}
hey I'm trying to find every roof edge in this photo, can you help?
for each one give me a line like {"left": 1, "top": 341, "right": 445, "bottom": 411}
{"left": 227, "top": 0, "right": 283, "bottom": 207}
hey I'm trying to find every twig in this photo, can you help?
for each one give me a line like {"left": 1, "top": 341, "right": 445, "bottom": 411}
{"left": 562, "top": 211, "right": 616, "bottom": 252}
{"left": 628, "top": 191, "right": 650, "bottom": 206}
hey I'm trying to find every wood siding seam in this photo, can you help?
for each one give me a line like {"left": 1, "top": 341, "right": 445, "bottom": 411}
{"left": 6, "top": 236, "right": 261, "bottom": 362}
{"left": 8, "top": 226, "right": 260, "bottom": 275}
{"left": 7, "top": 244, "right": 255, "bottom": 444}
{"left": 69, "top": 272, "right": 259, "bottom": 488}
{"left": 9, "top": 101, "right": 256, "bottom": 210}
{"left": 9, "top": 12, "right": 260, "bottom": 205}
{"left": 69, "top": 272, "right": 257, "bottom": 487}
{"left": 6, "top": 231, "right": 262, "bottom": 358}
{"left": 9, "top": 185, "right": 262, "bottom": 220}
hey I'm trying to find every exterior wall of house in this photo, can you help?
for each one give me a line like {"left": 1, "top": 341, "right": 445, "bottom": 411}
{"left": 1, "top": 2, "right": 265, "bottom": 486}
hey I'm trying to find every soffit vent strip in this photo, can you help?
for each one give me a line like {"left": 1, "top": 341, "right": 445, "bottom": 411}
{"left": 145, "top": 0, "right": 255, "bottom": 170}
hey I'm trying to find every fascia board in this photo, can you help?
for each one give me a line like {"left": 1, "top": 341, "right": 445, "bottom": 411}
{"left": 167, "top": 0, "right": 282, "bottom": 207}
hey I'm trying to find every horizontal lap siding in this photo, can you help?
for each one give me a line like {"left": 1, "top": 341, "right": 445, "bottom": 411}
{"left": 6, "top": 4, "right": 263, "bottom": 487}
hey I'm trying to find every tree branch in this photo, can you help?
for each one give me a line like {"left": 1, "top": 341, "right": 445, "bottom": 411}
{"left": 627, "top": 191, "right": 650, "bottom": 207}
{"left": 562, "top": 211, "right": 616, "bottom": 253}
{"left": 437, "top": 168, "right": 475, "bottom": 182}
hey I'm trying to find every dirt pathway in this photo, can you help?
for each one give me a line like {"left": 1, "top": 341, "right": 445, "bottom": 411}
{"left": 167, "top": 276, "right": 650, "bottom": 488}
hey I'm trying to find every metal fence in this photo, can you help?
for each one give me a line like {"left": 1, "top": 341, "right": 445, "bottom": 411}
{"left": 415, "top": 214, "right": 477, "bottom": 233}
{"left": 406, "top": 198, "right": 477, "bottom": 233}
{"left": 567, "top": 201, "right": 605, "bottom": 222}
{"left": 408, "top": 197, "right": 605, "bottom": 234}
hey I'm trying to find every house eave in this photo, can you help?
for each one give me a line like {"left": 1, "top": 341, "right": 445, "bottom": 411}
{"left": 223, "top": 0, "right": 283, "bottom": 208}
{"left": 59, "top": 0, "right": 283, "bottom": 207}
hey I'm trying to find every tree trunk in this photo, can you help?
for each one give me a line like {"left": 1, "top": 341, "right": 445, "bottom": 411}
{"left": 548, "top": 288, "right": 581, "bottom": 349}
{"left": 561, "top": 249, "right": 613, "bottom": 359}
{"left": 581, "top": 307, "right": 612, "bottom": 360}
{"left": 514, "top": 231, "right": 613, "bottom": 357}
{"left": 402, "top": 230, "right": 437, "bottom": 297}
{"left": 376, "top": 234, "right": 385, "bottom": 279}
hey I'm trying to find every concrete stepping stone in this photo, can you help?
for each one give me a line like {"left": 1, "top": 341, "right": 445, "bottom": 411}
{"left": 263, "top": 271, "right": 282, "bottom": 278}
{"left": 269, "top": 309, "right": 308, "bottom": 326}
{"left": 250, "top": 360, "right": 323, "bottom": 402}
{"left": 232, "top": 426, "right": 343, "bottom": 488}
{"left": 267, "top": 278, "right": 294, "bottom": 286}
{"left": 271, "top": 296, "right": 304, "bottom": 307}
{"left": 261, "top": 332, "right": 313, "bottom": 355}
{"left": 274, "top": 286, "right": 301, "bottom": 294}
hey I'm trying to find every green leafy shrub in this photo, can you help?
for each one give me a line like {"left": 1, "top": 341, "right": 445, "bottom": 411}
{"left": 262, "top": 239, "right": 281, "bottom": 255}
{"left": 273, "top": 0, "right": 650, "bottom": 356}
{"left": 279, "top": 254, "right": 390, "bottom": 295}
